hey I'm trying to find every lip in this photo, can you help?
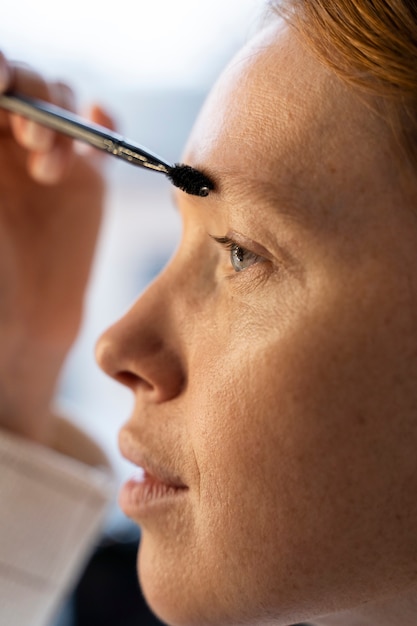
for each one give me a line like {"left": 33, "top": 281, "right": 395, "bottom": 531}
{"left": 119, "top": 470, "right": 188, "bottom": 521}
{"left": 118, "top": 431, "right": 188, "bottom": 521}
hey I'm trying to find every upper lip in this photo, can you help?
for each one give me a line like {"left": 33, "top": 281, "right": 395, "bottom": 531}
{"left": 119, "top": 428, "right": 188, "bottom": 490}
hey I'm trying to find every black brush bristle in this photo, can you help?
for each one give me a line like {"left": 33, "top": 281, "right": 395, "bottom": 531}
{"left": 167, "top": 163, "right": 215, "bottom": 197}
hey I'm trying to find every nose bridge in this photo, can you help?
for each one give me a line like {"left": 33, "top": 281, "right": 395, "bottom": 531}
{"left": 129, "top": 248, "right": 197, "bottom": 341}
{"left": 95, "top": 248, "right": 199, "bottom": 401}
{"left": 134, "top": 234, "right": 207, "bottom": 333}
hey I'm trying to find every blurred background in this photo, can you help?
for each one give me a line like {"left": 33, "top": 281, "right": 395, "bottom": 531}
{"left": 0, "top": 1, "right": 268, "bottom": 625}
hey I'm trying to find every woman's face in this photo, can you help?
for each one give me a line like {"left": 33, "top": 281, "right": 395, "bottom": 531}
{"left": 97, "top": 21, "right": 417, "bottom": 626}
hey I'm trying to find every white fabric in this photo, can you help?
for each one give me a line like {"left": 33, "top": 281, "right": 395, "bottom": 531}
{"left": 0, "top": 429, "right": 114, "bottom": 626}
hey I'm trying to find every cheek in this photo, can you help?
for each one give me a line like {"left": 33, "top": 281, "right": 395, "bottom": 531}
{"left": 186, "top": 279, "right": 417, "bottom": 617}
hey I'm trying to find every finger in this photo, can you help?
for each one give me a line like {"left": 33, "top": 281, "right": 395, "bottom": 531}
{"left": 0, "top": 56, "right": 53, "bottom": 138}
{"left": 32, "top": 81, "right": 76, "bottom": 184}
{"left": 5, "top": 61, "right": 55, "bottom": 145}
{"left": 50, "top": 80, "right": 77, "bottom": 113}
{"left": 50, "top": 81, "right": 77, "bottom": 160}
{"left": 5, "top": 66, "right": 76, "bottom": 157}
{"left": 0, "top": 54, "right": 79, "bottom": 184}
{"left": 10, "top": 115, "right": 55, "bottom": 152}
{"left": 4, "top": 60, "right": 51, "bottom": 105}
{"left": 24, "top": 80, "right": 77, "bottom": 184}
{"left": 10, "top": 74, "right": 75, "bottom": 152}
{"left": 27, "top": 144, "right": 70, "bottom": 185}
{"left": 89, "top": 104, "right": 117, "bottom": 132}
{"left": 28, "top": 81, "right": 78, "bottom": 184}
{"left": 75, "top": 104, "right": 118, "bottom": 164}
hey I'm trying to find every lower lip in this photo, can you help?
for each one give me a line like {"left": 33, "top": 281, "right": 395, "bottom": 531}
{"left": 119, "top": 471, "right": 188, "bottom": 520}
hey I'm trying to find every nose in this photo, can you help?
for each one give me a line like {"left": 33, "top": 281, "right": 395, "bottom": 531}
{"left": 96, "top": 276, "right": 186, "bottom": 404}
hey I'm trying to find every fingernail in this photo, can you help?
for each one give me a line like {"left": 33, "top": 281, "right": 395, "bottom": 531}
{"left": 23, "top": 121, "right": 54, "bottom": 151}
{"left": 0, "top": 53, "right": 9, "bottom": 91}
{"left": 31, "top": 147, "right": 65, "bottom": 184}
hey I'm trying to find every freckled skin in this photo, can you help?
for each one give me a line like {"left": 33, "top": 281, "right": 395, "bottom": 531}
{"left": 96, "top": 22, "right": 417, "bottom": 626}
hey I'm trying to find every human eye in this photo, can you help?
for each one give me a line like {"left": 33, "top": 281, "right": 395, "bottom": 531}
{"left": 211, "top": 235, "right": 264, "bottom": 273}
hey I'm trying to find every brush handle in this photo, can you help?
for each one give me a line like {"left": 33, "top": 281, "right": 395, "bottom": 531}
{"left": 0, "top": 92, "right": 172, "bottom": 173}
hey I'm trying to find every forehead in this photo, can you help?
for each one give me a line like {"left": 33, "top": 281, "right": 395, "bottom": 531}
{"left": 183, "top": 22, "right": 391, "bottom": 208}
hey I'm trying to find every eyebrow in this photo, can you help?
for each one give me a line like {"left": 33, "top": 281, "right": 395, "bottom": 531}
{"left": 169, "top": 173, "right": 219, "bottom": 208}
{"left": 171, "top": 166, "right": 323, "bottom": 229}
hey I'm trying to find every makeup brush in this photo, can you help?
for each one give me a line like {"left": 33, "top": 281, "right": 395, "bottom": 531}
{"left": 0, "top": 92, "right": 214, "bottom": 197}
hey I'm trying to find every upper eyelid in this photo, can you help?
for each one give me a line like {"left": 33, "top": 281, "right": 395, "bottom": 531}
{"left": 210, "top": 235, "right": 235, "bottom": 247}
{"left": 210, "top": 234, "right": 266, "bottom": 259}
{"left": 209, "top": 235, "right": 256, "bottom": 256}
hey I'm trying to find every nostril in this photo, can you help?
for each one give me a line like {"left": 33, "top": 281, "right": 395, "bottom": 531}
{"left": 114, "top": 370, "right": 147, "bottom": 390}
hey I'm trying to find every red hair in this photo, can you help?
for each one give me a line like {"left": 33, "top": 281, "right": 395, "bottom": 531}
{"left": 271, "top": 0, "right": 417, "bottom": 165}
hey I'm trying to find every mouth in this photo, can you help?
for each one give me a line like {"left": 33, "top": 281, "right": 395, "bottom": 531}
{"left": 118, "top": 433, "right": 188, "bottom": 521}
{"left": 119, "top": 466, "right": 188, "bottom": 522}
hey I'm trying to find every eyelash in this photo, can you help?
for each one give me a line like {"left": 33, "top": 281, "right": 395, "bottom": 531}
{"left": 212, "top": 236, "right": 263, "bottom": 273}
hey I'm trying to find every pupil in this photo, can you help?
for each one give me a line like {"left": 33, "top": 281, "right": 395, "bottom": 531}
{"left": 235, "top": 247, "right": 245, "bottom": 263}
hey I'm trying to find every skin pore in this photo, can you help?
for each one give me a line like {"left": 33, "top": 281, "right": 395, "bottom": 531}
{"left": 96, "top": 19, "right": 417, "bottom": 626}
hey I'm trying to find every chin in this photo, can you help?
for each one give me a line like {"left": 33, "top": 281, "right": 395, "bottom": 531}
{"left": 137, "top": 535, "right": 204, "bottom": 626}
{"left": 136, "top": 537, "right": 311, "bottom": 626}
{"left": 137, "top": 542, "right": 237, "bottom": 626}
